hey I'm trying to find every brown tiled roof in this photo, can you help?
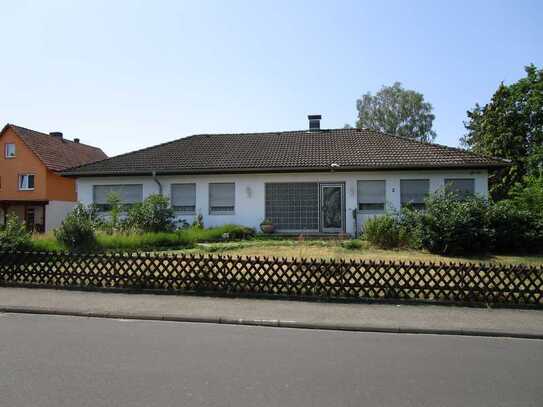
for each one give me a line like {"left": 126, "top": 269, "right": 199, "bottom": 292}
{"left": 4, "top": 124, "right": 107, "bottom": 172}
{"left": 62, "top": 128, "right": 508, "bottom": 176}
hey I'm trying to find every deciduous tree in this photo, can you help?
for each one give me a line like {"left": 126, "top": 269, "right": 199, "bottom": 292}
{"left": 462, "top": 64, "right": 543, "bottom": 199}
{"left": 356, "top": 82, "right": 436, "bottom": 142}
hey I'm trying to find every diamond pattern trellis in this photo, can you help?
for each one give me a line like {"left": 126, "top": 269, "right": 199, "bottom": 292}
{"left": 0, "top": 252, "right": 541, "bottom": 307}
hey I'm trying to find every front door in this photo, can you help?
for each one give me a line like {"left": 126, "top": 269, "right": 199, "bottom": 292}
{"left": 24, "top": 205, "right": 45, "bottom": 233}
{"left": 25, "top": 207, "right": 36, "bottom": 230}
{"left": 320, "top": 183, "right": 344, "bottom": 233}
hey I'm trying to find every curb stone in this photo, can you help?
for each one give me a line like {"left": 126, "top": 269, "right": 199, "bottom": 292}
{"left": 1, "top": 305, "right": 542, "bottom": 340}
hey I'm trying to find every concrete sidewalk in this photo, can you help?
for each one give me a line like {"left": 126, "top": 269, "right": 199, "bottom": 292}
{"left": 1, "top": 287, "right": 542, "bottom": 339}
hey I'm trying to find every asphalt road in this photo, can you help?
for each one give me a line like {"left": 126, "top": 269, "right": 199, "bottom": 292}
{"left": 0, "top": 313, "right": 541, "bottom": 407}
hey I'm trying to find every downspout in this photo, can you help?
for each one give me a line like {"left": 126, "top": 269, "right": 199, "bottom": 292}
{"left": 152, "top": 171, "right": 162, "bottom": 195}
{"left": 353, "top": 209, "right": 358, "bottom": 239}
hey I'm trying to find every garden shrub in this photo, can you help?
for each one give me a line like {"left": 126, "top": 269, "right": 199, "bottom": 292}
{"left": 417, "top": 191, "right": 491, "bottom": 255}
{"left": 397, "top": 205, "right": 423, "bottom": 249}
{"left": 221, "top": 225, "right": 256, "bottom": 240}
{"left": 363, "top": 214, "right": 401, "bottom": 249}
{"left": 486, "top": 200, "right": 543, "bottom": 253}
{"left": 182, "top": 224, "right": 255, "bottom": 242}
{"left": 125, "top": 194, "right": 175, "bottom": 233}
{"left": 174, "top": 218, "right": 190, "bottom": 230}
{"left": 509, "top": 175, "right": 543, "bottom": 216}
{"left": 341, "top": 239, "right": 364, "bottom": 250}
{"left": 54, "top": 204, "right": 97, "bottom": 251}
{"left": 0, "top": 214, "right": 31, "bottom": 251}
{"left": 100, "top": 192, "right": 122, "bottom": 234}
{"left": 361, "top": 191, "right": 543, "bottom": 255}
{"left": 82, "top": 203, "right": 103, "bottom": 227}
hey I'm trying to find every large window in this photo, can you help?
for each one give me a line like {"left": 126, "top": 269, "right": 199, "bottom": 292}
{"left": 209, "top": 183, "right": 235, "bottom": 214}
{"left": 4, "top": 143, "right": 15, "bottom": 158}
{"left": 265, "top": 183, "right": 319, "bottom": 231}
{"left": 171, "top": 183, "right": 196, "bottom": 213}
{"left": 93, "top": 184, "right": 143, "bottom": 210}
{"left": 357, "top": 180, "right": 386, "bottom": 211}
{"left": 18, "top": 174, "right": 35, "bottom": 191}
{"left": 445, "top": 178, "right": 475, "bottom": 199}
{"left": 400, "top": 179, "right": 429, "bottom": 209}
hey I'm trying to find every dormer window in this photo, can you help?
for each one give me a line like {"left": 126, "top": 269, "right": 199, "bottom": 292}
{"left": 5, "top": 143, "right": 15, "bottom": 158}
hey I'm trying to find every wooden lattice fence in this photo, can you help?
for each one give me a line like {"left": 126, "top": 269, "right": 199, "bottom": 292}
{"left": 0, "top": 251, "right": 542, "bottom": 307}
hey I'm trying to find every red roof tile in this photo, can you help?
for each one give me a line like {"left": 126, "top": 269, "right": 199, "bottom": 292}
{"left": 5, "top": 124, "right": 107, "bottom": 172}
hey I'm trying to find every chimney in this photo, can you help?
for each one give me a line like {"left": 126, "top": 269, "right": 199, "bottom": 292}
{"left": 308, "top": 115, "right": 321, "bottom": 131}
{"left": 49, "top": 132, "right": 63, "bottom": 139}
{"left": 73, "top": 138, "right": 80, "bottom": 144}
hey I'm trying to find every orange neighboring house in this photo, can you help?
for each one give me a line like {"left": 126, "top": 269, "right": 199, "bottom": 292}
{"left": 0, "top": 124, "right": 107, "bottom": 232}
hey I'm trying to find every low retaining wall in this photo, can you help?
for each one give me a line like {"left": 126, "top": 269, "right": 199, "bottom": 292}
{"left": 0, "top": 251, "right": 542, "bottom": 308}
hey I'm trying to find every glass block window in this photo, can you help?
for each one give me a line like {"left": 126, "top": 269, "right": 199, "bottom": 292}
{"left": 400, "top": 179, "right": 429, "bottom": 209}
{"left": 445, "top": 178, "right": 475, "bottom": 199}
{"left": 357, "top": 180, "right": 385, "bottom": 211}
{"left": 209, "top": 183, "right": 235, "bottom": 214}
{"left": 171, "top": 183, "right": 196, "bottom": 213}
{"left": 265, "top": 183, "right": 319, "bottom": 231}
{"left": 93, "top": 184, "right": 143, "bottom": 210}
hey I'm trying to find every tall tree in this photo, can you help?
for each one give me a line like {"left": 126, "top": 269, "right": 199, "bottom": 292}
{"left": 461, "top": 64, "right": 543, "bottom": 200}
{"left": 356, "top": 82, "right": 436, "bottom": 142}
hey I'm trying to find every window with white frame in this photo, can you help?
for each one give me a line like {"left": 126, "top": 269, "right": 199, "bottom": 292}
{"left": 171, "top": 183, "right": 196, "bottom": 213}
{"left": 92, "top": 184, "right": 143, "bottom": 210}
{"left": 18, "top": 174, "right": 35, "bottom": 191}
{"left": 209, "top": 183, "right": 235, "bottom": 214}
{"left": 4, "top": 143, "right": 16, "bottom": 158}
{"left": 357, "top": 180, "right": 386, "bottom": 211}
{"left": 445, "top": 178, "right": 475, "bottom": 199}
{"left": 400, "top": 179, "right": 429, "bottom": 209}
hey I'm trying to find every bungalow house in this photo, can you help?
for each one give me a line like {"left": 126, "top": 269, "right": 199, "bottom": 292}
{"left": 63, "top": 116, "right": 507, "bottom": 236}
{"left": 0, "top": 124, "right": 107, "bottom": 232}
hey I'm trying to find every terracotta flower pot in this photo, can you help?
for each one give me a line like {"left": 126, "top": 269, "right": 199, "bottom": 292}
{"left": 260, "top": 224, "right": 275, "bottom": 234}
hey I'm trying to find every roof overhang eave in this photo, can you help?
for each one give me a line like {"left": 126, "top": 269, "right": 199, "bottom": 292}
{"left": 61, "top": 163, "right": 510, "bottom": 177}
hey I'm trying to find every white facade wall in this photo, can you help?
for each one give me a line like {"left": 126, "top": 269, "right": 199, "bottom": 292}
{"left": 76, "top": 169, "right": 489, "bottom": 236}
{"left": 45, "top": 201, "right": 77, "bottom": 232}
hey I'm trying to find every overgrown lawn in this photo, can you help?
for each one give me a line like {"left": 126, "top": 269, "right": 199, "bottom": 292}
{"left": 28, "top": 232, "right": 543, "bottom": 266}
{"left": 29, "top": 224, "right": 254, "bottom": 252}
{"left": 175, "top": 239, "right": 543, "bottom": 266}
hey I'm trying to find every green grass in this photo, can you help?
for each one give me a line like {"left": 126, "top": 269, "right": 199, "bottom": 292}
{"left": 96, "top": 231, "right": 194, "bottom": 251}
{"left": 30, "top": 233, "right": 64, "bottom": 252}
